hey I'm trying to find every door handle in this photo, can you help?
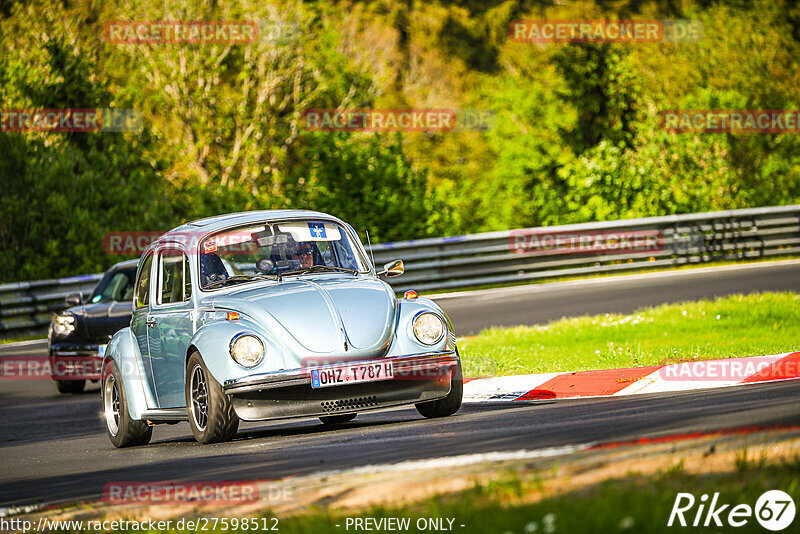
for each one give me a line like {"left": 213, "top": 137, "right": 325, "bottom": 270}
{"left": 145, "top": 316, "right": 156, "bottom": 329}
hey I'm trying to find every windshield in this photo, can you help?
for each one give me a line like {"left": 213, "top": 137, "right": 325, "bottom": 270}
{"left": 90, "top": 268, "right": 137, "bottom": 303}
{"left": 198, "top": 220, "right": 369, "bottom": 290}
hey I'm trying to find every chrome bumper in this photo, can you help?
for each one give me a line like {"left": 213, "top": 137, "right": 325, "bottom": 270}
{"left": 223, "top": 350, "right": 458, "bottom": 395}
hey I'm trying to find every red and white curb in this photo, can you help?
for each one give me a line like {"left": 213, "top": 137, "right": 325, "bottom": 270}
{"left": 463, "top": 352, "right": 800, "bottom": 402}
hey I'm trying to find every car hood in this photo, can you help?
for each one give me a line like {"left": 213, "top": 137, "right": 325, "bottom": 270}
{"left": 66, "top": 301, "right": 133, "bottom": 343}
{"left": 209, "top": 276, "right": 397, "bottom": 360}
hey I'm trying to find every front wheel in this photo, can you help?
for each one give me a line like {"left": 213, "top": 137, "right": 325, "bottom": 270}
{"left": 57, "top": 379, "right": 85, "bottom": 394}
{"left": 186, "top": 352, "right": 239, "bottom": 444}
{"left": 103, "top": 361, "right": 152, "bottom": 448}
{"left": 415, "top": 361, "right": 463, "bottom": 419}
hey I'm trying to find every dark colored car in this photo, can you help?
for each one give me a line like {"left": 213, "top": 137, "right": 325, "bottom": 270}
{"left": 47, "top": 259, "right": 138, "bottom": 393}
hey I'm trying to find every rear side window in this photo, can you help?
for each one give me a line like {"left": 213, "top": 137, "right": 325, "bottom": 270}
{"left": 159, "top": 252, "right": 192, "bottom": 305}
{"left": 135, "top": 254, "right": 153, "bottom": 308}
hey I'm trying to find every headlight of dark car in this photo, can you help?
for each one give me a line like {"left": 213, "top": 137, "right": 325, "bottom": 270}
{"left": 229, "top": 333, "right": 264, "bottom": 368}
{"left": 51, "top": 313, "right": 77, "bottom": 338}
{"left": 413, "top": 312, "right": 445, "bottom": 345}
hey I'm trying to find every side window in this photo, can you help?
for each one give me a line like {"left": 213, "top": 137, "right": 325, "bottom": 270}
{"left": 159, "top": 252, "right": 192, "bottom": 305}
{"left": 135, "top": 254, "right": 153, "bottom": 309}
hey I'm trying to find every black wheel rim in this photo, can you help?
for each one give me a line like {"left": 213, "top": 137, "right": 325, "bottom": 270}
{"left": 190, "top": 365, "right": 208, "bottom": 431}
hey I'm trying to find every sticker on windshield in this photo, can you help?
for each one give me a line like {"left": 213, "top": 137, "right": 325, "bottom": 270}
{"left": 278, "top": 222, "right": 341, "bottom": 242}
{"left": 308, "top": 222, "right": 327, "bottom": 239}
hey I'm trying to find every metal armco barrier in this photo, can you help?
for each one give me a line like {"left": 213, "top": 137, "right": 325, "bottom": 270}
{"left": 1, "top": 205, "right": 798, "bottom": 338}
{"left": 0, "top": 274, "right": 102, "bottom": 337}
{"left": 371, "top": 204, "right": 800, "bottom": 292}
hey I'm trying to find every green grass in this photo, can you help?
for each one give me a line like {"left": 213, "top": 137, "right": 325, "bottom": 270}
{"left": 0, "top": 334, "right": 42, "bottom": 344}
{"left": 85, "top": 453, "right": 800, "bottom": 533}
{"left": 271, "top": 461, "right": 800, "bottom": 534}
{"left": 458, "top": 292, "right": 800, "bottom": 378}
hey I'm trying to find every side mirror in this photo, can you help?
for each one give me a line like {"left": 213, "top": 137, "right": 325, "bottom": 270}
{"left": 378, "top": 259, "right": 404, "bottom": 278}
{"left": 64, "top": 292, "right": 83, "bottom": 307}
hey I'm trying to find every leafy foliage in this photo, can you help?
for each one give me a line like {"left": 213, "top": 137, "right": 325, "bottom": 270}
{"left": 1, "top": 0, "right": 799, "bottom": 281}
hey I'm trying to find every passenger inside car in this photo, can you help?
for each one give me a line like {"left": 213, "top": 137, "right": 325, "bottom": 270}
{"left": 200, "top": 252, "right": 229, "bottom": 287}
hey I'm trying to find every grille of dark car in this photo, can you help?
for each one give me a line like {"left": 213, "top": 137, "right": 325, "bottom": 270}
{"left": 321, "top": 395, "right": 378, "bottom": 413}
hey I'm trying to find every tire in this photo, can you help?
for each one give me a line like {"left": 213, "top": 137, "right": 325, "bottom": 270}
{"left": 186, "top": 352, "right": 239, "bottom": 444}
{"left": 57, "top": 379, "right": 86, "bottom": 394}
{"left": 415, "top": 360, "right": 463, "bottom": 419}
{"left": 320, "top": 413, "right": 357, "bottom": 425}
{"left": 102, "top": 361, "right": 152, "bottom": 448}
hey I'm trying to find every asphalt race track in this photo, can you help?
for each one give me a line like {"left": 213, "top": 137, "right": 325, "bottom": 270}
{"left": 0, "top": 261, "right": 799, "bottom": 508}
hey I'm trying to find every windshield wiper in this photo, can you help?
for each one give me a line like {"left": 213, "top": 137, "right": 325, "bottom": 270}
{"left": 282, "top": 265, "right": 358, "bottom": 277}
{"left": 203, "top": 273, "right": 280, "bottom": 290}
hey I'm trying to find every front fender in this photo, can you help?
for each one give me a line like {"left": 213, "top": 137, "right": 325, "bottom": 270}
{"left": 102, "top": 328, "right": 157, "bottom": 421}
{"left": 188, "top": 318, "right": 288, "bottom": 387}
{"left": 386, "top": 297, "right": 457, "bottom": 356}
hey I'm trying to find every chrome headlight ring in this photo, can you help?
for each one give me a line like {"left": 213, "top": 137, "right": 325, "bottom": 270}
{"left": 412, "top": 311, "right": 446, "bottom": 346}
{"left": 229, "top": 332, "right": 265, "bottom": 368}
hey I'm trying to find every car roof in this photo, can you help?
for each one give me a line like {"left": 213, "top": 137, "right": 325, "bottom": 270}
{"left": 149, "top": 210, "right": 347, "bottom": 250}
{"left": 110, "top": 259, "right": 140, "bottom": 271}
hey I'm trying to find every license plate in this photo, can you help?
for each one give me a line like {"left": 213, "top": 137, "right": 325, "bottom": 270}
{"left": 98, "top": 345, "right": 107, "bottom": 357}
{"left": 311, "top": 361, "right": 394, "bottom": 389}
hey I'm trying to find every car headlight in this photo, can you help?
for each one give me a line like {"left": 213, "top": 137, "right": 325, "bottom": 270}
{"left": 229, "top": 334, "right": 264, "bottom": 368}
{"left": 412, "top": 313, "right": 445, "bottom": 345}
{"left": 52, "top": 314, "right": 76, "bottom": 337}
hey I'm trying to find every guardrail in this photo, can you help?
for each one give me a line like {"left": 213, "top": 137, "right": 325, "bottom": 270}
{"left": 0, "top": 274, "right": 102, "bottom": 338}
{"left": 372, "top": 204, "right": 800, "bottom": 292}
{"left": 1, "top": 205, "right": 798, "bottom": 338}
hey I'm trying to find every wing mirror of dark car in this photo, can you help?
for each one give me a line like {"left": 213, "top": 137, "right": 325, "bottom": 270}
{"left": 378, "top": 259, "right": 404, "bottom": 278}
{"left": 65, "top": 292, "right": 83, "bottom": 307}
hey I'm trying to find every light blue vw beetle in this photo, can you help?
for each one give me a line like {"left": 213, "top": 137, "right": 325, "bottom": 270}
{"left": 102, "top": 210, "right": 462, "bottom": 447}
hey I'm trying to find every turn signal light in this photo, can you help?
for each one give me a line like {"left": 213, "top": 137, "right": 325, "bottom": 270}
{"left": 404, "top": 290, "right": 418, "bottom": 300}
{"left": 227, "top": 312, "right": 240, "bottom": 321}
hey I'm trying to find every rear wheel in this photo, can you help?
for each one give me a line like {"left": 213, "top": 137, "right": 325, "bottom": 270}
{"left": 320, "top": 413, "right": 357, "bottom": 425}
{"left": 103, "top": 361, "right": 152, "bottom": 448}
{"left": 57, "top": 379, "right": 85, "bottom": 394}
{"left": 415, "top": 361, "right": 463, "bottom": 419}
{"left": 186, "top": 352, "right": 239, "bottom": 444}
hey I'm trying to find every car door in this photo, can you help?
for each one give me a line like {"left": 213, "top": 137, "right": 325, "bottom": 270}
{"left": 148, "top": 248, "right": 194, "bottom": 408}
{"left": 130, "top": 252, "right": 158, "bottom": 396}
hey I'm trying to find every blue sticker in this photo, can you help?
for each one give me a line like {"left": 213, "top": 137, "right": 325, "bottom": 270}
{"left": 311, "top": 369, "right": 321, "bottom": 388}
{"left": 308, "top": 222, "right": 327, "bottom": 239}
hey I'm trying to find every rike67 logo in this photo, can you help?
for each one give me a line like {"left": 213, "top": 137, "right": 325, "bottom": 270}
{"left": 669, "top": 490, "right": 796, "bottom": 531}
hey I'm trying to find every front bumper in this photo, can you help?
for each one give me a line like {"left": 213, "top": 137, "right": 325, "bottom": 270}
{"left": 223, "top": 351, "right": 459, "bottom": 421}
{"left": 48, "top": 343, "right": 104, "bottom": 381}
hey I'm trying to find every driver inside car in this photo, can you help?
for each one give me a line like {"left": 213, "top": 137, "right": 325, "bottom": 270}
{"left": 294, "top": 242, "right": 316, "bottom": 269}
